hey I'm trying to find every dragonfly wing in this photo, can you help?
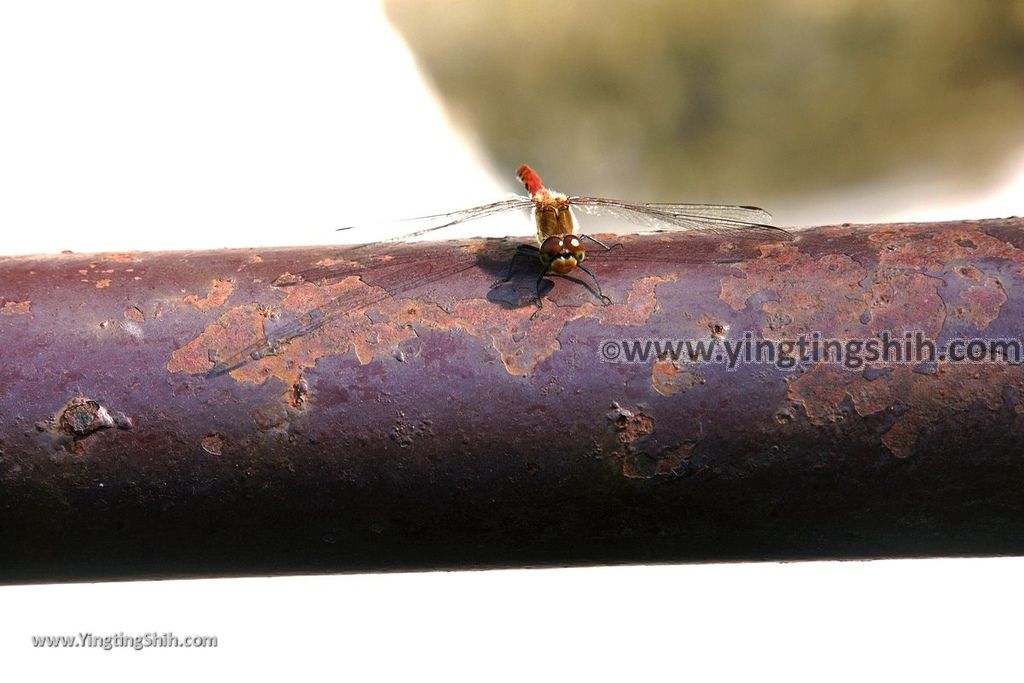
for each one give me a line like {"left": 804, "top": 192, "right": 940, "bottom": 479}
{"left": 631, "top": 202, "right": 772, "bottom": 224}
{"left": 569, "top": 197, "right": 792, "bottom": 240}
{"left": 343, "top": 196, "right": 535, "bottom": 247}
{"left": 209, "top": 196, "right": 535, "bottom": 377}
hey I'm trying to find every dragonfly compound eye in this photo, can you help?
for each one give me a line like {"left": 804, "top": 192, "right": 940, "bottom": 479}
{"left": 564, "top": 235, "right": 585, "bottom": 261}
{"left": 539, "top": 236, "right": 563, "bottom": 265}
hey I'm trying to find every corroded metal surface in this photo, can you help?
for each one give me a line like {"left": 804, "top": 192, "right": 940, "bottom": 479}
{"left": 2, "top": 218, "right": 1024, "bottom": 583}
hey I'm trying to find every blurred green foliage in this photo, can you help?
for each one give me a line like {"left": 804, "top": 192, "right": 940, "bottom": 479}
{"left": 386, "top": 0, "right": 1024, "bottom": 204}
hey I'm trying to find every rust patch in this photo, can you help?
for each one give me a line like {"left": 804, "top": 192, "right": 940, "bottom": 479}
{"left": 456, "top": 242, "right": 492, "bottom": 255}
{"left": 953, "top": 278, "right": 1007, "bottom": 330}
{"left": 786, "top": 365, "right": 853, "bottom": 426}
{"left": 607, "top": 403, "right": 697, "bottom": 478}
{"left": 168, "top": 303, "right": 269, "bottom": 376}
{"left": 124, "top": 305, "right": 146, "bottom": 323}
{"left": 871, "top": 224, "right": 1024, "bottom": 274}
{"left": 0, "top": 300, "right": 31, "bottom": 316}
{"left": 183, "top": 278, "right": 234, "bottom": 310}
{"left": 698, "top": 314, "right": 729, "bottom": 340}
{"left": 955, "top": 264, "right": 984, "bottom": 282}
{"left": 290, "top": 378, "right": 310, "bottom": 408}
{"left": 789, "top": 362, "right": 1024, "bottom": 458}
{"left": 43, "top": 397, "right": 133, "bottom": 452}
{"left": 201, "top": 434, "right": 224, "bottom": 456}
{"left": 651, "top": 360, "right": 702, "bottom": 397}
{"left": 172, "top": 276, "right": 417, "bottom": 386}
{"left": 253, "top": 403, "right": 289, "bottom": 430}
{"left": 59, "top": 398, "right": 116, "bottom": 436}
{"left": 434, "top": 276, "right": 668, "bottom": 376}
{"left": 719, "top": 241, "right": 949, "bottom": 344}
{"left": 622, "top": 442, "right": 695, "bottom": 479}
{"left": 178, "top": 272, "right": 673, "bottom": 384}
{"left": 866, "top": 272, "right": 946, "bottom": 338}
{"left": 94, "top": 279, "right": 111, "bottom": 289}
{"left": 313, "top": 257, "right": 360, "bottom": 270}
{"left": 102, "top": 252, "right": 139, "bottom": 264}
{"left": 271, "top": 272, "right": 305, "bottom": 287}
{"left": 608, "top": 403, "right": 655, "bottom": 443}
{"left": 720, "top": 244, "right": 868, "bottom": 337}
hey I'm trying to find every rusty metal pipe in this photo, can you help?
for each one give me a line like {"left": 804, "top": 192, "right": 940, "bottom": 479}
{"left": 2, "top": 218, "right": 1024, "bottom": 583}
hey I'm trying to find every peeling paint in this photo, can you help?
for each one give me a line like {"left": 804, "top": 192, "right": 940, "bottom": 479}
{"left": 953, "top": 277, "right": 1007, "bottom": 330}
{"left": 253, "top": 403, "right": 289, "bottom": 430}
{"left": 651, "top": 360, "right": 702, "bottom": 396}
{"left": 290, "top": 378, "right": 310, "bottom": 409}
{"left": 201, "top": 434, "right": 224, "bottom": 455}
{"left": 789, "top": 362, "right": 1024, "bottom": 458}
{"left": 168, "top": 303, "right": 267, "bottom": 377}
{"left": 173, "top": 272, "right": 672, "bottom": 384}
{"left": 606, "top": 402, "right": 695, "bottom": 478}
{"left": 439, "top": 275, "right": 670, "bottom": 377}
{"left": 622, "top": 442, "right": 695, "bottom": 479}
{"left": 313, "top": 257, "right": 361, "bottom": 270}
{"left": 719, "top": 242, "right": 947, "bottom": 343}
{"left": 43, "top": 397, "right": 133, "bottom": 452}
{"left": 0, "top": 300, "right": 31, "bottom": 316}
{"left": 720, "top": 244, "right": 868, "bottom": 337}
{"left": 59, "top": 398, "right": 117, "bottom": 436}
{"left": 183, "top": 278, "right": 234, "bottom": 310}
{"left": 102, "top": 253, "right": 139, "bottom": 264}
{"left": 608, "top": 403, "right": 655, "bottom": 443}
{"left": 871, "top": 224, "right": 1024, "bottom": 274}
{"left": 123, "top": 305, "right": 146, "bottom": 323}
{"left": 698, "top": 314, "right": 729, "bottom": 340}
{"left": 955, "top": 264, "right": 984, "bottom": 282}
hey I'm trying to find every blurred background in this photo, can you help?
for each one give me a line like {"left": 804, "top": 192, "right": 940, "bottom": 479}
{"left": 2, "top": 1, "right": 1023, "bottom": 256}
{"left": 386, "top": 0, "right": 1024, "bottom": 225}
{"left": 3, "top": 2, "right": 1024, "bottom": 681}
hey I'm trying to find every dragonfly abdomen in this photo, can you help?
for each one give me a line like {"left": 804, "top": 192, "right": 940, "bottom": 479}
{"left": 516, "top": 164, "right": 544, "bottom": 195}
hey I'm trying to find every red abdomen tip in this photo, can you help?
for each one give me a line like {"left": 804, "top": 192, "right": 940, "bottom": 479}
{"left": 516, "top": 164, "right": 544, "bottom": 195}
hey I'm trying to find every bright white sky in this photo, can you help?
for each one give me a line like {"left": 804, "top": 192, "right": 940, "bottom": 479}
{"left": 0, "top": 2, "right": 514, "bottom": 257}
{"left": 2, "top": 2, "right": 1023, "bottom": 681}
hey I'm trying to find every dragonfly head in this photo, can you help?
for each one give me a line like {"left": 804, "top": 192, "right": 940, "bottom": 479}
{"left": 539, "top": 235, "right": 585, "bottom": 275}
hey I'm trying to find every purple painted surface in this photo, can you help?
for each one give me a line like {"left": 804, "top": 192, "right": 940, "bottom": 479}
{"left": 2, "top": 219, "right": 1024, "bottom": 582}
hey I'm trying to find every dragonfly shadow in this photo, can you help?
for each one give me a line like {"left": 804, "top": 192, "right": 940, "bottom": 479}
{"left": 487, "top": 278, "right": 554, "bottom": 309}
{"left": 487, "top": 269, "right": 609, "bottom": 310}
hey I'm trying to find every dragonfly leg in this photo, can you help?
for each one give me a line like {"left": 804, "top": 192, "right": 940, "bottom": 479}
{"left": 575, "top": 263, "right": 612, "bottom": 305}
{"left": 580, "top": 234, "right": 623, "bottom": 251}
{"left": 492, "top": 244, "right": 540, "bottom": 288}
{"left": 529, "top": 264, "right": 553, "bottom": 319}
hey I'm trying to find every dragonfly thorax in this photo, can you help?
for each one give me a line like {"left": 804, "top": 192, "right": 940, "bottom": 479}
{"left": 539, "top": 234, "right": 585, "bottom": 275}
{"left": 532, "top": 189, "right": 577, "bottom": 243}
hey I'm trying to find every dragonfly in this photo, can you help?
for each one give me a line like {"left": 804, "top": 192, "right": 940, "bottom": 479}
{"left": 206, "top": 164, "right": 791, "bottom": 377}
{"left": 341, "top": 164, "right": 793, "bottom": 308}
